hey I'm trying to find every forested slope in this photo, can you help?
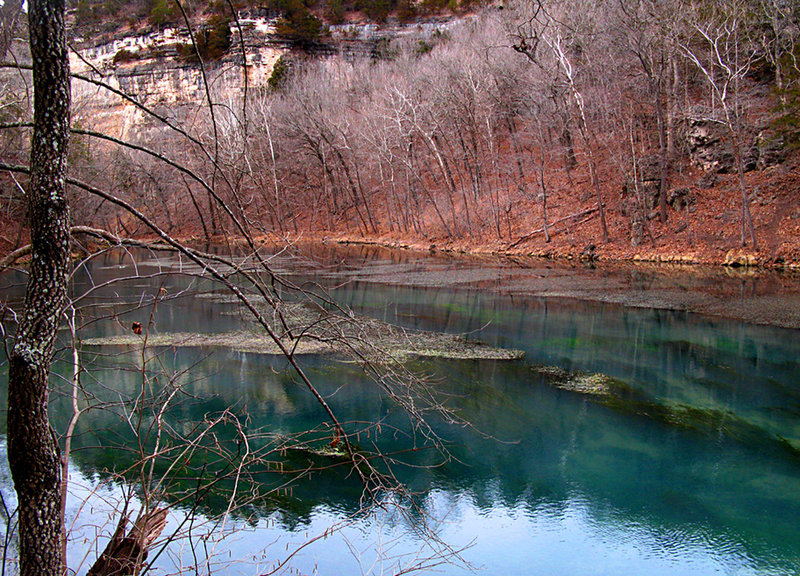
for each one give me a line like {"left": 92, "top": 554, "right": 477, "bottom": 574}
{"left": 2, "top": 0, "right": 800, "bottom": 266}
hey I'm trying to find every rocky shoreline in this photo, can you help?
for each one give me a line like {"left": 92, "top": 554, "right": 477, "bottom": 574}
{"left": 327, "top": 234, "right": 800, "bottom": 270}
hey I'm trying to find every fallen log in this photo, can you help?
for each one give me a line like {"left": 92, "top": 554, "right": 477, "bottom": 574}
{"left": 508, "top": 207, "right": 598, "bottom": 249}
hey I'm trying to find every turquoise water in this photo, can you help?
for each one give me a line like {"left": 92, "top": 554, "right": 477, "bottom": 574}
{"left": 1, "top": 247, "right": 799, "bottom": 575}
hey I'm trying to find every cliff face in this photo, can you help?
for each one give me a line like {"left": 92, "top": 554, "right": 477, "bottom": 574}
{"left": 69, "top": 15, "right": 286, "bottom": 135}
{"left": 66, "top": 14, "right": 454, "bottom": 135}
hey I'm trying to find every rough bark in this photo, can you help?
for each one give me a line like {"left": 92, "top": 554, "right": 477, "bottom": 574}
{"left": 7, "top": 0, "right": 71, "bottom": 573}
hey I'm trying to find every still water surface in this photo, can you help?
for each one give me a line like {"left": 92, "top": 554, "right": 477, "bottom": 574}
{"left": 1, "top": 246, "right": 799, "bottom": 575}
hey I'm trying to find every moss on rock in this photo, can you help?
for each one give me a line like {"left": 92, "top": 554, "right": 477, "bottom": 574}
{"left": 532, "top": 365, "right": 624, "bottom": 396}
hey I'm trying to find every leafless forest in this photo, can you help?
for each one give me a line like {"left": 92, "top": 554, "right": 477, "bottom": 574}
{"left": 2, "top": 0, "right": 800, "bottom": 262}
{"left": 2, "top": 1, "right": 800, "bottom": 574}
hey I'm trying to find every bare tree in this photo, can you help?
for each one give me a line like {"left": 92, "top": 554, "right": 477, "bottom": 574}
{"left": 511, "top": 1, "right": 610, "bottom": 241}
{"left": 757, "top": 0, "right": 800, "bottom": 110}
{"left": 681, "top": 0, "right": 759, "bottom": 249}
{"left": 7, "top": 0, "right": 70, "bottom": 572}
{"left": 618, "top": 0, "right": 682, "bottom": 223}
{"left": 545, "top": 31, "right": 610, "bottom": 243}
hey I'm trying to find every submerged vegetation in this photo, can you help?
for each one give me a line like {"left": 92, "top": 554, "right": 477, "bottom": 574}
{"left": 536, "top": 363, "right": 800, "bottom": 460}
{"left": 532, "top": 365, "right": 622, "bottom": 396}
{"left": 83, "top": 300, "right": 525, "bottom": 360}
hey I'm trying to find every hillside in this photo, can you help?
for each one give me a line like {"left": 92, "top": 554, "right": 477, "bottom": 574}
{"left": 2, "top": 0, "right": 800, "bottom": 268}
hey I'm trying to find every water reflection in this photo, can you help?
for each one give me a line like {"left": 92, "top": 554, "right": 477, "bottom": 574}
{"left": 1, "top": 247, "right": 799, "bottom": 574}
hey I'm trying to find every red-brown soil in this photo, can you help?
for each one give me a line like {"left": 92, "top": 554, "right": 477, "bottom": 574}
{"left": 321, "top": 154, "right": 800, "bottom": 269}
{"left": 2, "top": 151, "right": 799, "bottom": 270}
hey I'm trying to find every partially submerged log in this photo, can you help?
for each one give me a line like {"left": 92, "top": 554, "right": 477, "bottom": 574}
{"left": 88, "top": 507, "right": 168, "bottom": 576}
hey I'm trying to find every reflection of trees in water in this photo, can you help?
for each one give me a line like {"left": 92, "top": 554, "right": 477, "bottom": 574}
{"left": 336, "top": 275, "right": 800, "bottom": 405}
{"left": 40, "top": 338, "right": 800, "bottom": 565}
{"left": 4, "top": 249, "right": 800, "bottom": 571}
{"left": 44, "top": 349, "right": 364, "bottom": 525}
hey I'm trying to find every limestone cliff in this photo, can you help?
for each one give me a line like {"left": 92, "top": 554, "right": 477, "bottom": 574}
{"left": 66, "top": 13, "right": 454, "bottom": 136}
{"left": 69, "top": 15, "right": 286, "bottom": 136}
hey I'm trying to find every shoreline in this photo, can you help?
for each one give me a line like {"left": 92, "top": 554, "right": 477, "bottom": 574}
{"left": 311, "top": 236, "right": 800, "bottom": 331}
{"left": 3, "top": 232, "right": 800, "bottom": 330}
{"left": 325, "top": 234, "right": 800, "bottom": 270}
{"left": 3, "top": 225, "right": 800, "bottom": 271}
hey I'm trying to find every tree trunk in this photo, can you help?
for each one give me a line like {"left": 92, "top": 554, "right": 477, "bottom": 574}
{"left": 8, "top": 0, "right": 71, "bottom": 574}
{"left": 656, "top": 83, "right": 670, "bottom": 223}
{"left": 733, "top": 135, "right": 758, "bottom": 249}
